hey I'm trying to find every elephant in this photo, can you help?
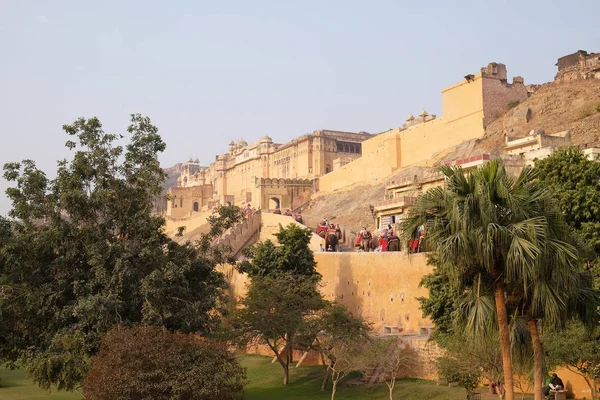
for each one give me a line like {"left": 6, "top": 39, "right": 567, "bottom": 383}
{"left": 325, "top": 232, "right": 339, "bottom": 252}
{"left": 386, "top": 236, "right": 401, "bottom": 252}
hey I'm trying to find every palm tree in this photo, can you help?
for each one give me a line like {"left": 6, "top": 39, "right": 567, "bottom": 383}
{"left": 403, "top": 160, "right": 572, "bottom": 400}
{"left": 517, "top": 266, "right": 599, "bottom": 400}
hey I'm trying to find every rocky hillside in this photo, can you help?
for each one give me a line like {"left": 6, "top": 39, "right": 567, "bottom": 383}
{"left": 304, "top": 79, "right": 600, "bottom": 234}
{"left": 162, "top": 163, "right": 182, "bottom": 190}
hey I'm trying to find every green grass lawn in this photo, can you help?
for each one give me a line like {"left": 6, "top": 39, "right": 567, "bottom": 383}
{"left": 240, "top": 354, "right": 486, "bottom": 400}
{"left": 0, "top": 367, "right": 80, "bottom": 400}
{"left": 1, "top": 356, "right": 532, "bottom": 399}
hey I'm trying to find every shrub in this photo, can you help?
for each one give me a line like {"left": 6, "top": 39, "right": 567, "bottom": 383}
{"left": 83, "top": 326, "right": 246, "bottom": 400}
{"left": 507, "top": 100, "right": 520, "bottom": 109}
{"left": 580, "top": 106, "right": 594, "bottom": 119}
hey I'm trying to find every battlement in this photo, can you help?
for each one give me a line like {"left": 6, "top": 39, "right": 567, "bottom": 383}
{"left": 555, "top": 50, "right": 600, "bottom": 82}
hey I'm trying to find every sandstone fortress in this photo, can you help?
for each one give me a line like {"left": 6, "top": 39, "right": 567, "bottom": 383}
{"left": 161, "top": 61, "right": 536, "bottom": 218}
{"left": 159, "top": 50, "right": 600, "bottom": 399}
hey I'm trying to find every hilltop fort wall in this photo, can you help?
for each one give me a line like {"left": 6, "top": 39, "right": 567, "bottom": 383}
{"left": 224, "top": 249, "right": 590, "bottom": 398}
{"left": 225, "top": 252, "right": 433, "bottom": 334}
{"left": 318, "top": 63, "right": 527, "bottom": 192}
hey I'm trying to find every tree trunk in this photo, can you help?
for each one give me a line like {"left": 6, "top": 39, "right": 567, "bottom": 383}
{"left": 388, "top": 379, "right": 395, "bottom": 400}
{"left": 266, "top": 340, "right": 290, "bottom": 386}
{"left": 331, "top": 380, "right": 337, "bottom": 400}
{"left": 493, "top": 280, "right": 515, "bottom": 400}
{"left": 319, "top": 352, "right": 330, "bottom": 391}
{"left": 321, "top": 368, "right": 330, "bottom": 391}
{"left": 527, "top": 319, "right": 544, "bottom": 400}
{"left": 283, "top": 363, "right": 289, "bottom": 385}
{"left": 283, "top": 342, "right": 292, "bottom": 385}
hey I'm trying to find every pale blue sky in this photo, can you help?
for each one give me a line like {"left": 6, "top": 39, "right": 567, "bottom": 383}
{"left": 1, "top": 0, "right": 599, "bottom": 215}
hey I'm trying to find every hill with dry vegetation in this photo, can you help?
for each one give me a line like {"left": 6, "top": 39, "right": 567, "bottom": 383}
{"left": 304, "top": 79, "right": 600, "bottom": 234}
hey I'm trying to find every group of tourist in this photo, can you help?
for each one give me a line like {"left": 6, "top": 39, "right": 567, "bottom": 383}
{"left": 272, "top": 206, "right": 293, "bottom": 216}
{"left": 318, "top": 217, "right": 337, "bottom": 230}
{"left": 319, "top": 244, "right": 336, "bottom": 252}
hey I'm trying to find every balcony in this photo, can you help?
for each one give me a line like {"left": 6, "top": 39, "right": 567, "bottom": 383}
{"left": 374, "top": 196, "right": 417, "bottom": 212}
{"left": 443, "top": 153, "right": 491, "bottom": 169}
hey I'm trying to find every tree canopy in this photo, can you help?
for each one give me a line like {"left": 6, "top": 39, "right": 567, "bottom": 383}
{"left": 0, "top": 115, "right": 241, "bottom": 390}
{"left": 403, "top": 159, "right": 584, "bottom": 400}
{"left": 535, "top": 146, "right": 600, "bottom": 285}
{"left": 83, "top": 326, "right": 246, "bottom": 400}
{"left": 239, "top": 223, "right": 319, "bottom": 279}
{"left": 233, "top": 223, "right": 326, "bottom": 385}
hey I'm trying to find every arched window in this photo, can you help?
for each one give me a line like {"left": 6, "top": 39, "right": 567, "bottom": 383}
{"left": 326, "top": 165, "right": 331, "bottom": 173}
{"left": 193, "top": 202, "right": 199, "bottom": 212}
{"left": 179, "top": 197, "right": 183, "bottom": 208}
{"left": 172, "top": 196, "right": 177, "bottom": 208}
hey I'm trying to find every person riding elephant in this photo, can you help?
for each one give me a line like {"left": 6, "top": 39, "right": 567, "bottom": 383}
{"left": 360, "top": 229, "right": 372, "bottom": 252}
{"left": 386, "top": 235, "right": 401, "bottom": 251}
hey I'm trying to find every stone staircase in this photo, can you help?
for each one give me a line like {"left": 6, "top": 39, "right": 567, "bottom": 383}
{"left": 213, "top": 210, "right": 262, "bottom": 259}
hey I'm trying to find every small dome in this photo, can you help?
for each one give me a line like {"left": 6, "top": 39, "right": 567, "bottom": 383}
{"left": 237, "top": 138, "right": 248, "bottom": 147}
{"left": 229, "top": 140, "right": 235, "bottom": 146}
{"left": 187, "top": 157, "right": 193, "bottom": 163}
{"left": 260, "top": 136, "right": 273, "bottom": 143}
{"left": 406, "top": 114, "right": 415, "bottom": 121}
{"left": 194, "top": 158, "right": 200, "bottom": 163}
{"left": 419, "top": 109, "right": 429, "bottom": 117}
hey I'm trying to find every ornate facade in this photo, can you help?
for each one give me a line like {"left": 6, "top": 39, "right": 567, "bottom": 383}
{"left": 165, "top": 130, "right": 372, "bottom": 218}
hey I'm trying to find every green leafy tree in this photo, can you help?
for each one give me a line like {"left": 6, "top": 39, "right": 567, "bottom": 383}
{"left": 240, "top": 222, "right": 319, "bottom": 279}
{"left": 0, "top": 115, "right": 242, "bottom": 391}
{"left": 83, "top": 326, "right": 246, "bottom": 400}
{"left": 233, "top": 273, "right": 326, "bottom": 385}
{"left": 233, "top": 223, "right": 325, "bottom": 385}
{"left": 535, "top": 146, "right": 600, "bottom": 286}
{"left": 544, "top": 320, "right": 600, "bottom": 400}
{"left": 404, "top": 160, "right": 577, "bottom": 400}
{"left": 437, "top": 354, "right": 482, "bottom": 400}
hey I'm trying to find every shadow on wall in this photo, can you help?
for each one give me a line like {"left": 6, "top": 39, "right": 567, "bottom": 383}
{"left": 332, "top": 253, "right": 364, "bottom": 321}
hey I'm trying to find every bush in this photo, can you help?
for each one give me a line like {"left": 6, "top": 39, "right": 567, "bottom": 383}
{"left": 83, "top": 326, "right": 246, "bottom": 400}
{"left": 580, "top": 106, "right": 594, "bottom": 119}
{"left": 436, "top": 356, "right": 481, "bottom": 398}
{"left": 507, "top": 100, "right": 520, "bottom": 109}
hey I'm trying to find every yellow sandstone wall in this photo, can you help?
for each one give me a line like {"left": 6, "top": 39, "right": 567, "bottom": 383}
{"left": 552, "top": 367, "right": 591, "bottom": 399}
{"left": 224, "top": 251, "right": 592, "bottom": 397}
{"left": 259, "top": 212, "right": 324, "bottom": 252}
{"left": 225, "top": 252, "right": 433, "bottom": 334}
{"left": 318, "top": 75, "right": 486, "bottom": 193}
{"left": 316, "top": 252, "right": 433, "bottom": 333}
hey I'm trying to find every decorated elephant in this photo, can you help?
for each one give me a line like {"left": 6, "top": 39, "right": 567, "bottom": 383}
{"left": 386, "top": 235, "right": 401, "bottom": 252}
{"left": 359, "top": 231, "right": 372, "bottom": 252}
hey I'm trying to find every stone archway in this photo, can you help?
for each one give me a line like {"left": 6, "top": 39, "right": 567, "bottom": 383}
{"left": 193, "top": 202, "right": 199, "bottom": 212}
{"left": 269, "top": 197, "right": 280, "bottom": 210}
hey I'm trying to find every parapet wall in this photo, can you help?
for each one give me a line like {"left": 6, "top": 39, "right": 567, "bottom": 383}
{"left": 316, "top": 252, "right": 433, "bottom": 333}
{"left": 225, "top": 252, "right": 434, "bottom": 334}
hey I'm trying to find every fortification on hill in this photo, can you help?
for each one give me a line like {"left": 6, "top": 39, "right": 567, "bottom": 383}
{"left": 159, "top": 50, "right": 600, "bottom": 399}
